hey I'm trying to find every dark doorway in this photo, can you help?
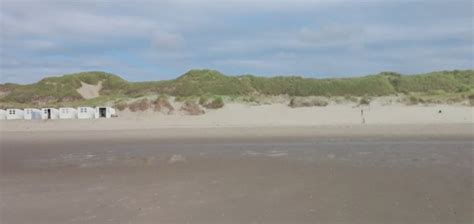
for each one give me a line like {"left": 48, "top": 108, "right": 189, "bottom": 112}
{"left": 47, "top": 109, "right": 51, "bottom": 119}
{"left": 99, "top": 108, "right": 107, "bottom": 118}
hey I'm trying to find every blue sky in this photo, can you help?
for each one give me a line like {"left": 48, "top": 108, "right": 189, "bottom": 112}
{"left": 1, "top": 0, "right": 472, "bottom": 83}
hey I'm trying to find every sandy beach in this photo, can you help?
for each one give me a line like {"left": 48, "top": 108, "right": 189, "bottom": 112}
{"left": 1, "top": 103, "right": 473, "bottom": 224}
{"left": 0, "top": 102, "right": 472, "bottom": 132}
{"left": 1, "top": 127, "right": 473, "bottom": 224}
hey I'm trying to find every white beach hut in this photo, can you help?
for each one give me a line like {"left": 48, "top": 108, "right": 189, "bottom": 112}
{"left": 77, "top": 107, "right": 96, "bottom": 119}
{"left": 95, "top": 106, "right": 116, "bottom": 118}
{"left": 6, "top": 109, "right": 24, "bottom": 120}
{"left": 41, "top": 108, "right": 59, "bottom": 120}
{"left": 59, "top": 107, "right": 78, "bottom": 119}
{"left": 0, "top": 109, "right": 6, "bottom": 120}
{"left": 24, "top": 108, "right": 42, "bottom": 120}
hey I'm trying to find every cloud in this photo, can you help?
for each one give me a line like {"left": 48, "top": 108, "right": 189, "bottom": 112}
{"left": 16, "top": 40, "right": 58, "bottom": 51}
{"left": 299, "top": 26, "right": 364, "bottom": 43}
{"left": 2, "top": 11, "right": 155, "bottom": 42}
{"left": 1, "top": 0, "right": 472, "bottom": 83}
{"left": 151, "top": 31, "right": 185, "bottom": 51}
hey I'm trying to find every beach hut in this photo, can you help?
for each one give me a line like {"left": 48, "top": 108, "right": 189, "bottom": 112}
{"left": 24, "top": 108, "right": 42, "bottom": 120}
{"left": 6, "top": 109, "right": 24, "bottom": 120}
{"left": 0, "top": 109, "right": 6, "bottom": 120}
{"left": 77, "top": 107, "right": 96, "bottom": 119}
{"left": 41, "top": 108, "right": 59, "bottom": 120}
{"left": 59, "top": 107, "right": 78, "bottom": 119}
{"left": 95, "top": 106, "right": 116, "bottom": 118}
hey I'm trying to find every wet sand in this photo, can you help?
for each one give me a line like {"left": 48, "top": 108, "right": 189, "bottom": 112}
{"left": 1, "top": 126, "right": 473, "bottom": 224}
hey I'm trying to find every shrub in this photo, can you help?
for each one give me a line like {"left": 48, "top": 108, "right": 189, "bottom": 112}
{"left": 344, "top": 95, "right": 358, "bottom": 103}
{"left": 154, "top": 95, "right": 174, "bottom": 113}
{"left": 242, "top": 96, "right": 259, "bottom": 104}
{"left": 180, "top": 100, "right": 205, "bottom": 115}
{"left": 199, "top": 95, "right": 209, "bottom": 105}
{"left": 468, "top": 94, "right": 474, "bottom": 106}
{"left": 128, "top": 99, "right": 150, "bottom": 112}
{"left": 407, "top": 96, "right": 419, "bottom": 105}
{"left": 289, "top": 97, "right": 328, "bottom": 108}
{"left": 114, "top": 101, "right": 128, "bottom": 111}
{"left": 131, "top": 93, "right": 145, "bottom": 98}
{"left": 175, "top": 96, "right": 185, "bottom": 102}
{"left": 248, "top": 96, "right": 257, "bottom": 103}
{"left": 359, "top": 97, "right": 370, "bottom": 105}
{"left": 333, "top": 97, "right": 344, "bottom": 104}
{"left": 175, "top": 96, "right": 196, "bottom": 102}
{"left": 205, "top": 97, "right": 225, "bottom": 109}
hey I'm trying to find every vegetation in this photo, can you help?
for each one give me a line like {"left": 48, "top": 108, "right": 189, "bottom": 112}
{"left": 289, "top": 97, "right": 329, "bottom": 107}
{"left": 180, "top": 100, "right": 204, "bottom": 115}
{"left": 400, "top": 91, "right": 472, "bottom": 106}
{"left": 344, "top": 95, "right": 358, "bottom": 103}
{"left": 358, "top": 97, "right": 371, "bottom": 106}
{"left": 198, "top": 95, "right": 209, "bottom": 106}
{"left": 0, "top": 69, "right": 473, "bottom": 107}
{"left": 407, "top": 95, "right": 420, "bottom": 105}
{"left": 128, "top": 99, "right": 150, "bottom": 112}
{"left": 153, "top": 95, "right": 174, "bottom": 113}
{"left": 203, "top": 96, "right": 225, "bottom": 109}
{"left": 391, "top": 70, "right": 473, "bottom": 93}
{"left": 469, "top": 94, "right": 474, "bottom": 106}
{"left": 114, "top": 101, "right": 128, "bottom": 111}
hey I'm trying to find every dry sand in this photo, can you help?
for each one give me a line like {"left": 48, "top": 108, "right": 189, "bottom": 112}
{"left": 76, "top": 81, "right": 102, "bottom": 99}
{"left": 0, "top": 102, "right": 472, "bottom": 132}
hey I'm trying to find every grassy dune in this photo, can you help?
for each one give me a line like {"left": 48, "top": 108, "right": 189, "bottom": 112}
{"left": 0, "top": 69, "right": 473, "bottom": 108}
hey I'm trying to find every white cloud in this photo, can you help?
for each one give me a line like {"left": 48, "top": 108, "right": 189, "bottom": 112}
{"left": 2, "top": 11, "right": 155, "bottom": 39}
{"left": 1, "top": 0, "right": 472, "bottom": 82}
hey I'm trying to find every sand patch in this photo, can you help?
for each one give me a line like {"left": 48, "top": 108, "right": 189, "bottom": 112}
{"left": 76, "top": 81, "right": 102, "bottom": 99}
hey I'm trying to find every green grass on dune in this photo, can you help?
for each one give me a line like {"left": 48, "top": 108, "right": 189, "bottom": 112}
{"left": 0, "top": 69, "right": 473, "bottom": 108}
{"left": 388, "top": 70, "right": 474, "bottom": 93}
{"left": 1, "top": 71, "right": 128, "bottom": 105}
{"left": 245, "top": 74, "right": 396, "bottom": 96}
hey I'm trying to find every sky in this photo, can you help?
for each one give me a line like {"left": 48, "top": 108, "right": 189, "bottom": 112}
{"left": 1, "top": 0, "right": 472, "bottom": 83}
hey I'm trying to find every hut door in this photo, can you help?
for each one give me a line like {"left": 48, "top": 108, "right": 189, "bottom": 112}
{"left": 99, "top": 108, "right": 106, "bottom": 118}
{"left": 47, "top": 109, "right": 51, "bottom": 119}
